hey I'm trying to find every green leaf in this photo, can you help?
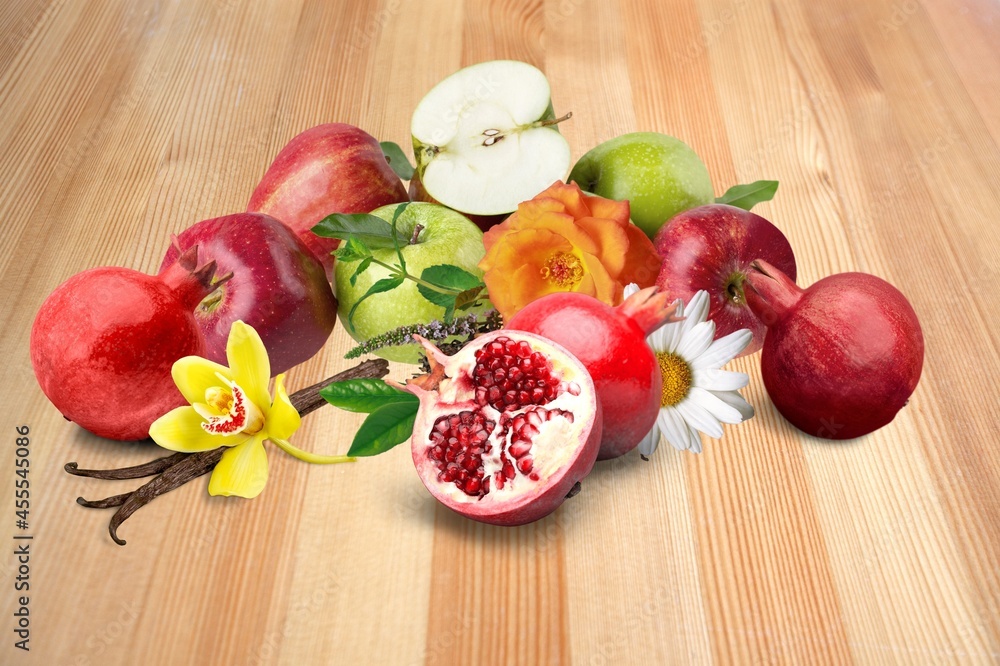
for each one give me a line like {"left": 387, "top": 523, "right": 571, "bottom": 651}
{"left": 714, "top": 180, "right": 779, "bottom": 211}
{"left": 380, "top": 141, "right": 415, "bottom": 180}
{"left": 415, "top": 265, "right": 484, "bottom": 323}
{"left": 454, "top": 285, "right": 485, "bottom": 311}
{"left": 313, "top": 213, "right": 398, "bottom": 249}
{"left": 348, "top": 275, "right": 405, "bottom": 327}
{"left": 390, "top": 203, "right": 410, "bottom": 272}
{"left": 320, "top": 378, "right": 418, "bottom": 413}
{"left": 334, "top": 236, "right": 373, "bottom": 263}
{"left": 347, "top": 400, "right": 419, "bottom": 457}
{"left": 349, "top": 256, "right": 373, "bottom": 286}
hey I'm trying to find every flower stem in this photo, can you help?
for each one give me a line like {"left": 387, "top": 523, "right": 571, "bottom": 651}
{"left": 367, "top": 257, "right": 464, "bottom": 295}
{"left": 270, "top": 438, "right": 356, "bottom": 465}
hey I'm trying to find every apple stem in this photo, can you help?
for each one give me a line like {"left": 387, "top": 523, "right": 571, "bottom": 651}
{"left": 535, "top": 111, "right": 573, "bottom": 128}
{"left": 409, "top": 224, "right": 424, "bottom": 245}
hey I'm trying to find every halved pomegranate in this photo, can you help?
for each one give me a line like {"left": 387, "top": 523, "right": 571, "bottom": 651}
{"left": 406, "top": 331, "right": 603, "bottom": 526}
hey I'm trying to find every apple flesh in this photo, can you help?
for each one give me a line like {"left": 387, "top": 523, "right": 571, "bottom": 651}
{"left": 569, "top": 132, "right": 714, "bottom": 239}
{"left": 411, "top": 60, "right": 571, "bottom": 216}
{"left": 653, "top": 204, "right": 796, "bottom": 356}
{"left": 248, "top": 123, "right": 409, "bottom": 279}
{"left": 407, "top": 171, "right": 509, "bottom": 232}
{"left": 160, "top": 212, "right": 338, "bottom": 375}
{"left": 334, "top": 202, "right": 486, "bottom": 363}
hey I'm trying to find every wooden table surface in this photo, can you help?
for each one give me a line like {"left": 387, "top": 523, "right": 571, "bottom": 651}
{"left": 2, "top": 0, "right": 999, "bottom": 664}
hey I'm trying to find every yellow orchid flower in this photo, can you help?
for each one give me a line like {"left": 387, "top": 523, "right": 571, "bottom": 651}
{"left": 149, "top": 320, "right": 352, "bottom": 498}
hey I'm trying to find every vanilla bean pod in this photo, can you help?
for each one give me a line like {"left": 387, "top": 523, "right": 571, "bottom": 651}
{"left": 67, "top": 358, "right": 390, "bottom": 545}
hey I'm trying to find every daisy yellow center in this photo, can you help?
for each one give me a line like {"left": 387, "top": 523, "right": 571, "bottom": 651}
{"left": 657, "top": 352, "right": 692, "bottom": 407}
{"left": 540, "top": 251, "right": 584, "bottom": 288}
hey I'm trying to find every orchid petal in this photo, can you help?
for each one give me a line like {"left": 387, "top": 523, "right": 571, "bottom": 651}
{"left": 150, "top": 407, "right": 250, "bottom": 453}
{"left": 172, "top": 356, "right": 232, "bottom": 405}
{"left": 208, "top": 435, "right": 268, "bottom": 498}
{"left": 226, "top": 321, "right": 271, "bottom": 413}
{"left": 267, "top": 374, "right": 301, "bottom": 441}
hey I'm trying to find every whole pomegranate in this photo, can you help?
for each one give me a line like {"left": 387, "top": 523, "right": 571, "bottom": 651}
{"left": 31, "top": 247, "right": 225, "bottom": 441}
{"left": 745, "top": 259, "right": 924, "bottom": 439}
{"left": 507, "top": 287, "right": 679, "bottom": 459}
{"left": 160, "top": 212, "right": 338, "bottom": 375}
{"left": 407, "top": 331, "right": 602, "bottom": 526}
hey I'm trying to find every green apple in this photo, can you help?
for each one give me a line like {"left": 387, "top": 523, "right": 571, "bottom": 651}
{"left": 568, "top": 132, "right": 713, "bottom": 239}
{"left": 334, "top": 202, "right": 486, "bottom": 363}
{"left": 411, "top": 60, "right": 572, "bottom": 216}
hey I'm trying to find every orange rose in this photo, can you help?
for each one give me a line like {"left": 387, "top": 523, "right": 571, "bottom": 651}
{"left": 479, "top": 181, "right": 661, "bottom": 321}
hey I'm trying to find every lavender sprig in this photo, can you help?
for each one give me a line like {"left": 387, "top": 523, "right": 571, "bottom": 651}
{"left": 344, "top": 309, "right": 503, "bottom": 360}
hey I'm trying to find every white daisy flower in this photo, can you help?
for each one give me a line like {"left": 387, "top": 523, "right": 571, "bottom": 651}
{"left": 624, "top": 284, "right": 755, "bottom": 455}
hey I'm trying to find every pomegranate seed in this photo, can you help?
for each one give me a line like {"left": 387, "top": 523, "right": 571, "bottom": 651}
{"left": 464, "top": 477, "right": 481, "bottom": 495}
{"left": 517, "top": 457, "right": 533, "bottom": 474}
{"left": 529, "top": 472, "right": 540, "bottom": 481}
{"left": 509, "top": 441, "right": 531, "bottom": 458}
{"left": 502, "top": 459, "right": 515, "bottom": 480}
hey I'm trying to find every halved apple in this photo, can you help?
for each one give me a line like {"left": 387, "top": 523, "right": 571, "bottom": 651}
{"left": 411, "top": 60, "right": 571, "bottom": 216}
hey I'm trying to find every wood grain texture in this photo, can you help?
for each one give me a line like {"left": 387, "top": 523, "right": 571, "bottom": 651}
{"left": 1, "top": 0, "right": 998, "bottom": 663}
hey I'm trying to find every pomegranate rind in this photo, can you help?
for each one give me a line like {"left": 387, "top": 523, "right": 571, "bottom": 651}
{"left": 408, "top": 330, "right": 602, "bottom": 526}
{"left": 507, "top": 291, "right": 661, "bottom": 460}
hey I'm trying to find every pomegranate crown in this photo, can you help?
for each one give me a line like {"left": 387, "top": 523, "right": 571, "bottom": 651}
{"left": 620, "top": 286, "right": 683, "bottom": 335}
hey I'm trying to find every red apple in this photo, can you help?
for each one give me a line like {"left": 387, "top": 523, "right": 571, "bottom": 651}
{"left": 160, "top": 212, "right": 338, "bottom": 375}
{"left": 247, "top": 123, "right": 409, "bottom": 278}
{"left": 653, "top": 204, "right": 796, "bottom": 356}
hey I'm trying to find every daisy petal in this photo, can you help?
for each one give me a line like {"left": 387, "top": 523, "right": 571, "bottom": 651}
{"left": 676, "top": 397, "right": 725, "bottom": 439}
{"left": 687, "top": 426, "right": 703, "bottom": 453}
{"left": 677, "top": 321, "right": 716, "bottom": 361}
{"left": 208, "top": 435, "right": 268, "bottom": 498}
{"left": 658, "top": 409, "right": 692, "bottom": 451}
{"left": 267, "top": 374, "right": 301, "bottom": 441}
{"left": 690, "top": 387, "right": 745, "bottom": 425}
{"left": 637, "top": 424, "right": 661, "bottom": 457}
{"left": 172, "top": 356, "right": 232, "bottom": 405}
{"left": 699, "top": 329, "right": 753, "bottom": 369}
{"left": 150, "top": 407, "right": 250, "bottom": 453}
{"left": 226, "top": 321, "right": 271, "bottom": 413}
{"left": 693, "top": 367, "right": 750, "bottom": 391}
{"left": 709, "top": 390, "right": 755, "bottom": 421}
{"left": 680, "top": 291, "right": 710, "bottom": 338}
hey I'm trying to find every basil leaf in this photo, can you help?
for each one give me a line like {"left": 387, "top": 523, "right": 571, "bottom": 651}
{"left": 348, "top": 275, "right": 405, "bottom": 327}
{"left": 334, "top": 236, "right": 373, "bottom": 264}
{"left": 349, "top": 256, "right": 373, "bottom": 286}
{"left": 347, "top": 400, "right": 419, "bottom": 457}
{"left": 320, "top": 378, "right": 417, "bottom": 413}
{"left": 454, "top": 285, "right": 485, "bottom": 311}
{"left": 715, "top": 180, "right": 779, "bottom": 211}
{"left": 415, "top": 265, "right": 484, "bottom": 323}
{"left": 380, "top": 141, "right": 415, "bottom": 180}
{"left": 313, "top": 213, "right": 398, "bottom": 248}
